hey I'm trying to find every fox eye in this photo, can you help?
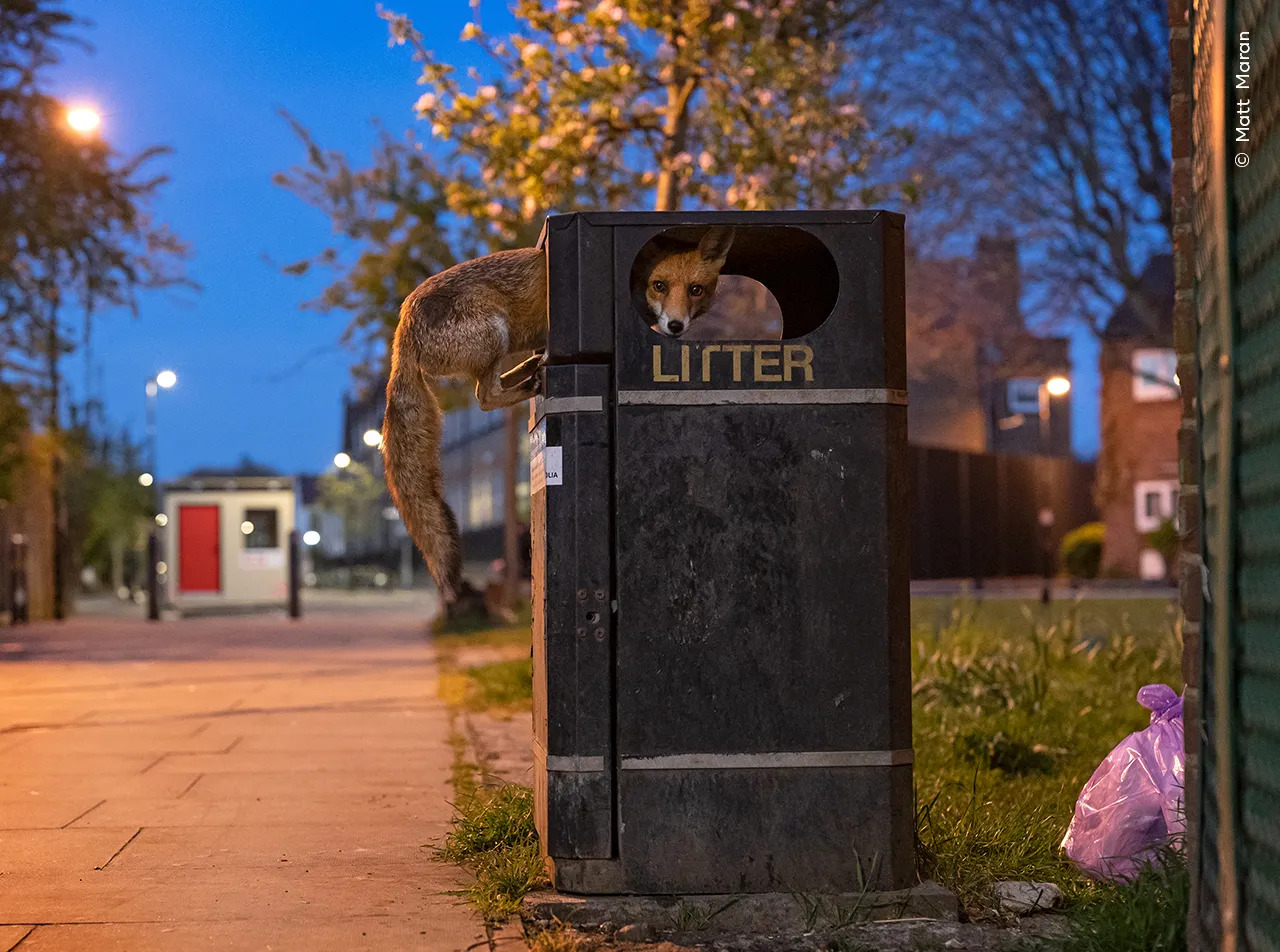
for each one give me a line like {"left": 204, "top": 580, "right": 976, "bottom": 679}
{"left": 652, "top": 279, "right": 667, "bottom": 293}
{"left": 689, "top": 284, "right": 704, "bottom": 297}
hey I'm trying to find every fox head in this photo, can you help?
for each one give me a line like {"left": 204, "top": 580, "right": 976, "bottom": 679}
{"left": 642, "top": 226, "right": 735, "bottom": 338}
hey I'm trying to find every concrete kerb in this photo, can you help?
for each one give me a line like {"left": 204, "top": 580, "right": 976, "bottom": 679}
{"left": 521, "top": 881, "right": 959, "bottom": 940}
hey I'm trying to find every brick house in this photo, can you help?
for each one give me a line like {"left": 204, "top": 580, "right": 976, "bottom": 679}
{"left": 1096, "top": 254, "right": 1179, "bottom": 579}
{"left": 907, "top": 235, "right": 1073, "bottom": 456}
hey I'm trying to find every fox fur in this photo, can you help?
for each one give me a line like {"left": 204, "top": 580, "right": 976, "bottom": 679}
{"left": 382, "top": 227, "right": 734, "bottom": 604}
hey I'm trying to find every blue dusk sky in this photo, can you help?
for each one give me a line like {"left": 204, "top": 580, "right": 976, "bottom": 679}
{"left": 51, "top": 2, "right": 1101, "bottom": 479}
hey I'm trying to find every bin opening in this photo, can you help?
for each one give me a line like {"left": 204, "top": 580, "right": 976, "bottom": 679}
{"left": 630, "top": 225, "right": 839, "bottom": 341}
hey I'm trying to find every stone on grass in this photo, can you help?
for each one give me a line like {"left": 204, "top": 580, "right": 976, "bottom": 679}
{"left": 615, "top": 923, "right": 654, "bottom": 942}
{"left": 994, "top": 881, "right": 1064, "bottom": 915}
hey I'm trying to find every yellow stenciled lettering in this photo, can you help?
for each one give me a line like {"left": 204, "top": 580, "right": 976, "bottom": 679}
{"left": 783, "top": 345, "right": 815, "bottom": 382}
{"left": 754, "top": 344, "right": 783, "bottom": 382}
{"left": 724, "top": 344, "right": 752, "bottom": 382}
{"left": 680, "top": 345, "right": 690, "bottom": 382}
{"left": 700, "top": 344, "right": 721, "bottom": 382}
{"left": 652, "top": 345, "right": 679, "bottom": 382}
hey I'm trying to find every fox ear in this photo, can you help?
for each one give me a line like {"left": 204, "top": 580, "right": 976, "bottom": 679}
{"left": 698, "top": 226, "right": 735, "bottom": 263}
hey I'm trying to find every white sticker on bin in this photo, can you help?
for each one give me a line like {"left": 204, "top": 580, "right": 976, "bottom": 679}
{"left": 544, "top": 446, "right": 563, "bottom": 486}
{"left": 530, "top": 422, "right": 563, "bottom": 492}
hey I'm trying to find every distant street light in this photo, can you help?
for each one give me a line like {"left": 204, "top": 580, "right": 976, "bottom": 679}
{"left": 303, "top": 530, "right": 321, "bottom": 546}
{"left": 1037, "top": 375, "right": 1072, "bottom": 454}
{"left": 145, "top": 370, "right": 178, "bottom": 480}
{"left": 138, "top": 473, "right": 154, "bottom": 487}
{"left": 362, "top": 429, "right": 383, "bottom": 449}
{"left": 334, "top": 452, "right": 351, "bottom": 469}
{"left": 65, "top": 105, "right": 101, "bottom": 134}
{"left": 241, "top": 521, "right": 254, "bottom": 536}
{"left": 155, "top": 513, "right": 168, "bottom": 527}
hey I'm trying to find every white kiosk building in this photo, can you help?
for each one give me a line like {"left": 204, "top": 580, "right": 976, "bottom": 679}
{"left": 161, "top": 475, "right": 296, "bottom": 615}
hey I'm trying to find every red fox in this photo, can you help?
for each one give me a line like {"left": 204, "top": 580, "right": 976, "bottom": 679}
{"left": 381, "top": 226, "right": 734, "bottom": 604}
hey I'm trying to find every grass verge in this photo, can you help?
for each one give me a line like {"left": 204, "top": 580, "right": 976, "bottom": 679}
{"left": 913, "top": 595, "right": 1184, "bottom": 927}
{"left": 439, "top": 725, "right": 547, "bottom": 924}
{"left": 1014, "top": 848, "right": 1188, "bottom": 952}
{"left": 433, "top": 594, "right": 1188, "bottom": 943}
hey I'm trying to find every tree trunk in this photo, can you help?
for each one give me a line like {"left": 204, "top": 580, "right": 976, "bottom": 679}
{"left": 654, "top": 78, "right": 697, "bottom": 212}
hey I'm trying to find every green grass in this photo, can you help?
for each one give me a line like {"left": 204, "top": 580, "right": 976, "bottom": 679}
{"left": 1014, "top": 848, "right": 1188, "bottom": 952}
{"left": 465, "top": 657, "right": 534, "bottom": 709}
{"left": 438, "top": 728, "right": 547, "bottom": 923}
{"left": 432, "top": 603, "right": 533, "bottom": 652}
{"left": 912, "top": 595, "right": 1184, "bottom": 921}
{"left": 433, "top": 594, "right": 1188, "bottom": 942}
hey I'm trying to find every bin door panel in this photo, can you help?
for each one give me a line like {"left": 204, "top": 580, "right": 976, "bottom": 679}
{"left": 613, "top": 404, "right": 908, "bottom": 757}
{"left": 531, "top": 364, "right": 615, "bottom": 859}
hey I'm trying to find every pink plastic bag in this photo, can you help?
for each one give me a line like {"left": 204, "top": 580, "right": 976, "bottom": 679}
{"left": 1061, "top": 684, "right": 1186, "bottom": 882}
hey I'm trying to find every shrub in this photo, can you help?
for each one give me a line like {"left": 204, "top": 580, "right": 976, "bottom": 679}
{"left": 1060, "top": 522, "right": 1105, "bottom": 579}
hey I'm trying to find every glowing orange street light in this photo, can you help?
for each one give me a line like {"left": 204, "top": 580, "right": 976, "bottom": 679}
{"left": 65, "top": 105, "right": 101, "bottom": 135}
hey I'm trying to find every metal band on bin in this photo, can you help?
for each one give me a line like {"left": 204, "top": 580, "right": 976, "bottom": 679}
{"left": 531, "top": 395, "right": 605, "bottom": 430}
{"left": 616, "top": 388, "right": 908, "bottom": 406}
{"left": 619, "top": 749, "right": 914, "bottom": 770}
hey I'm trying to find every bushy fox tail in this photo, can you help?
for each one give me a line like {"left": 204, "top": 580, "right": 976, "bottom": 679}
{"left": 382, "top": 363, "right": 462, "bottom": 603}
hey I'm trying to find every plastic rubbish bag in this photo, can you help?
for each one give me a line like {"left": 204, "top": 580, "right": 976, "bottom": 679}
{"left": 1061, "top": 684, "right": 1186, "bottom": 882}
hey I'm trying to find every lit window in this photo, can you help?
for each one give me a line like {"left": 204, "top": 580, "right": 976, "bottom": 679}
{"left": 469, "top": 473, "right": 495, "bottom": 528}
{"left": 1007, "top": 378, "right": 1041, "bottom": 415}
{"left": 1132, "top": 349, "right": 1178, "bottom": 402}
{"left": 1134, "top": 480, "right": 1177, "bottom": 533}
{"left": 242, "top": 509, "right": 279, "bottom": 549}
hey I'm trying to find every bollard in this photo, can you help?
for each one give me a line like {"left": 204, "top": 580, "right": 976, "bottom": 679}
{"left": 288, "top": 529, "right": 301, "bottom": 619}
{"left": 146, "top": 532, "right": 160, "bottom": 621}
{"left": 10, "top": 536, "right": 28, "bottom": 625}
{"left": 530, "top": 211, "right": 911, "bottom": 895}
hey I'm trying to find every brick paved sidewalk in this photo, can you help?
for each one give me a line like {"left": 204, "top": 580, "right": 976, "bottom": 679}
{"left": 0, "top": 604, "right": 506, "bottom": 952}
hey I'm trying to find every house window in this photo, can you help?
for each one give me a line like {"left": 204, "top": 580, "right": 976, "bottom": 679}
{"left": 447, "top": 488, "right": 466, "bottom": 530}
{"left": 1134, "top": 480, "right": 1177, "bottom": 533}
{"left": 1132, "top": 349, "right": 1178, "bottom": 402}
{"left": 1007, "top": 378, "right": 1041, "bottom": 416}
{"left": 469, "top": 472, "right": 495, "bottom": 528}
{"left": 242, "top": 508, "right": 279, "bottom": 549}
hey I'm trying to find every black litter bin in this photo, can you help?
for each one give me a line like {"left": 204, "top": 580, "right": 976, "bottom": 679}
{"left": 530, "top": 210, "right": 911, "bottom": 895}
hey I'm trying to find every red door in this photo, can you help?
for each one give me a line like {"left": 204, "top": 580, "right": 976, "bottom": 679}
{"left": 179, "top": 505, "right": 221, "bottom": 592}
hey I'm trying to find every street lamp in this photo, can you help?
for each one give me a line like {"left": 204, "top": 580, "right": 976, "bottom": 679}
{"left": 143, "top": 369, "right": 176, "bottom": 622}
{"left": 334, "top": 452, "right": 351, "bottom": 469}
{"left": 145, "top": 370, "right": 177, "bottom": 480}
{"left": 1038, "top": 375, "right": 1071, "bottom": 454}
{"left": 65, "top": 105, "right": 101, "bottom": 135}
{"left": 362, "top": 429, "right": 383, "bottom": 449}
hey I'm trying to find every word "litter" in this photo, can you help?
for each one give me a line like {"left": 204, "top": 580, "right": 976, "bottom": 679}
{"left": 651, "top": 344, "right": 815, "bottom": 383}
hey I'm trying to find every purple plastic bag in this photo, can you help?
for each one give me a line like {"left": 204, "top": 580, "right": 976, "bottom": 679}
{"left": 1061, "top": 684, "right": 1186, "bottom": 882}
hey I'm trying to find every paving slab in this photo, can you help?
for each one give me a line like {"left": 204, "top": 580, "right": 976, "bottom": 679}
{"left": 0, "top": 607, "right": 499, "bottom": 951}
{"left": 15, "top": 916, "right": 487, "bottom": 952}
{"left": 0, "top": 794, "right": 107, "bottom": 830}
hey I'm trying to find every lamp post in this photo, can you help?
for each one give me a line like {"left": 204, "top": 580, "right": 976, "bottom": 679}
{"left": 143, "top": 370, "right": 176, "bottom": 621}
{"left": 144, "top": 369, "right": 177, "bottom": 483}
{"left": 1038, "top": 375, "right": 1072, "bottom": 455}
{"left": 333, "top": 452, "right": 352, "bottom": 585}
{"left": 1035, "top": 376, "right": 1070, "bottom": 604}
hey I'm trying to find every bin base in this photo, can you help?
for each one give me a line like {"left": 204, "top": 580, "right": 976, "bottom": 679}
{"left": 521, "top": 881, "right": 958, "bottom": 937}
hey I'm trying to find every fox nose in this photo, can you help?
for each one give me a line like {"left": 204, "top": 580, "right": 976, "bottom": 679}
{"left": 667, "top": 320, "right": 684, "bottom": 335}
